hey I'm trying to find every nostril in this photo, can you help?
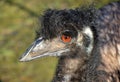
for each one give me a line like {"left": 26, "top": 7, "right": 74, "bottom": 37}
{"left": 36, "top": 38, "right": 43, "bottom": 44}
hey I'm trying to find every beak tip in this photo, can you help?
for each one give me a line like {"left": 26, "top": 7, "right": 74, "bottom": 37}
{"left": 19, "top": 58, "right": 25, "bottom": 62}
{"left": 19, "top": 57, "right": 27, "bottom": 62}
{"left": 19, "top": 53, "right": 32, "bottom": 62}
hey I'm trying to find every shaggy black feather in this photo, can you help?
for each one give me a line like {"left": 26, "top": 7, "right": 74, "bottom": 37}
{"left": 36, "top": 6, "right": 97, "bottom": 40}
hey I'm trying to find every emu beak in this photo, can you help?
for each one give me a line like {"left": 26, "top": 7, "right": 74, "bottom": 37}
{"left": 19, "top": 37, "right": 69, "bottom": 62}
{"left": 19, "top": 37, "right": 46, "bottom": 61}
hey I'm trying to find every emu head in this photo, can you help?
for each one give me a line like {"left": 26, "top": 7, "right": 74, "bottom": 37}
{"left": 20, "top": 7, "right": 97, "bottom": 61}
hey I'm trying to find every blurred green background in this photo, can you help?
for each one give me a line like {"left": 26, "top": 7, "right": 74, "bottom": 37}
{"left": 0, "top": 0, "right": 119, "bottom": 82}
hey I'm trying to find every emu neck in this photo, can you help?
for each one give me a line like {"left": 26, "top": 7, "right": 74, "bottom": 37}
{"left": 52, "top": 49, "right": 89, "bottom": 82}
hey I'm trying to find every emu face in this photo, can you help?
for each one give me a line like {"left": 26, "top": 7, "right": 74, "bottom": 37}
{"left": 20, "top": 8, "right": 95, "bottom": 61}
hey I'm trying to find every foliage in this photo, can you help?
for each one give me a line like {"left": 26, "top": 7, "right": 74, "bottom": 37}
{"left": 0, "top": 0, "right": 119, "bottom": 82}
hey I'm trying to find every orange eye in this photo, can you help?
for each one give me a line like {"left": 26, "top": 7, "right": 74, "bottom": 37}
{"left": 61, "top": 35, "right": 72, "bottom": 43}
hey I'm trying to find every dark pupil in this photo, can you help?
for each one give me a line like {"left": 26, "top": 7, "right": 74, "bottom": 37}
{"left": 64, "top": 35, "right": 69, "bottom": 39}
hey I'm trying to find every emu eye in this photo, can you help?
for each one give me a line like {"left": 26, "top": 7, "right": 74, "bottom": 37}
{"left": 61, "top": 35, "right": 71, "bottom": 43}
{"left": 61, "top": 31, "right": 72, "bottom": 43}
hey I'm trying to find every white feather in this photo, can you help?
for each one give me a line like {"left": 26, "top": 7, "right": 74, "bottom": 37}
{"left": 83, "top": 26, "right": 94, "bottom": 54}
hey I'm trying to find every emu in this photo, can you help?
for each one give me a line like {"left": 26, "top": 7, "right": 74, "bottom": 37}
{"left": 20, "top": 2, "right": 120, "bottom": 82}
